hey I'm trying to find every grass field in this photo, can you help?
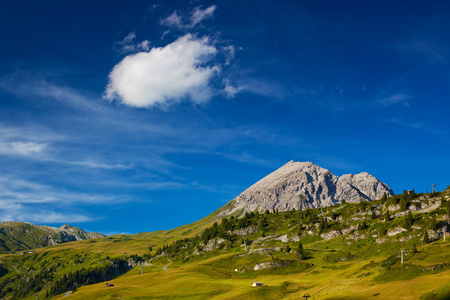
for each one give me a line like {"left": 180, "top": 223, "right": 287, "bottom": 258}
{"left": 57, "top": 239, "right": 450, "bottom": 300}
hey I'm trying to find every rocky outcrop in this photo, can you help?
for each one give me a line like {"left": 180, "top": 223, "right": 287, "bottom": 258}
{"left": 223, "top": 161, "right": 394, "bottom": 215}
{"left": 387, "top": 227, "right": 408, "bottom": 237}
{"left": 59, "top": 224, "right": 105, "bottom": 239}
{"left": 254, "top": 261, "right": 286, "bottom": 270}
{"left": 320, "top": 230, "right": 343, "bottom": 240}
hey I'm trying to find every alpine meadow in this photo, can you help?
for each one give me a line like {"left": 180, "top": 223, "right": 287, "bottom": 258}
{"left": 1, "top": 1, "right": 450, "bottom": 299}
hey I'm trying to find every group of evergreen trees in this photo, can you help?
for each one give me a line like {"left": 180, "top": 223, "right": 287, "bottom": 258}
{"left": 44, "top": 257, "right": 132, "bottom": 298}
{"left": 8, "top": 267, "right": 55, "bottom": 299}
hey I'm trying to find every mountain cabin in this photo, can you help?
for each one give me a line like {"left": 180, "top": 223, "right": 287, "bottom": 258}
{"left": 252, "top": 281, "right": 263, "bottom": 287}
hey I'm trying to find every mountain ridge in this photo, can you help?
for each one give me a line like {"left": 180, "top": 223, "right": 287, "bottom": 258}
{"left": 0, "top": 221, "right": 105, "bottom": 253}
{"left": 222, "top": 160, "right": 394, "bottom": 216}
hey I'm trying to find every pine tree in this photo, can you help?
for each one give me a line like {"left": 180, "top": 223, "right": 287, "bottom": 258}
{"left": 423, "top": 231, "right": 430, "bottom": 245}
{"left": 319, "top": 217, "right": 327, "bottom": 233}
{"left": 297, "top": 243, "right": 305, "bottom": 259}
{"left": 358, "top": 220, "right": 367, "bottom": 231}
{"left": 407, "top": 210, "right": 413, "bottom": 229}
{"left": 286, "top": 244, "right": 291, "bottom": 253}
{"left": 384, "top": 211, "right": 390, "bottom": 222}
{"left": 412, "top": 243, "right": 417, "bottom": 254}
{"left": 403, "top": 212, "right": 412, "bottom": 230}
{"left": 402, "top": 189, "right": 408, "bottom": 201}
{"left": 400, "top": 198, "right": 407, "bottom": 211}
{"left": 380, "top": 193, "right": 387, "bottom": 205}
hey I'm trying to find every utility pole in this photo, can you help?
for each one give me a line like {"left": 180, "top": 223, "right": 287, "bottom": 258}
{"left": 303, "top": 294, "right": 310, "bottom": 299}
{"left": 243, "top": 236, "right": 248, "bottom": 253}
{"left": 141, "top": 265, "right": 144, "bottom": 275}
{"left": 400, "top": 249, "right": 404, "bottom": 264}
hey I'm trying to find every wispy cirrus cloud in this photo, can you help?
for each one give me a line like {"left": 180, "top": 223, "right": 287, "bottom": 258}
{"left": 0, "top": 124, "right": 131, "bottom": 170}
{"left": 0, "top": 175, "right": 117, "bottom": 205}
{"left": 386, "top": 118, "right": 425, "bottom": 129}
{"left": 222, "top": 79, "right": 246, "bottom": 98}
{"left": 0, "top": 71, "right": 102, "bottom": 111}
{"left": 377, "top": 93, "right": 411, "bottom": 107}
{"left": 395, "top": 39, "right": 448, "bottom": 65}
{"left": 114, "top": 31, "right": 151, "bottom": 54}
{"left": 0, "top": 209, "right": 92, "bottom": 224}
{"left": 160, "top": 5, "right": 217, "bottom": 29}
{"left": 0, "top": 141, "right": 47, "bottom": 157}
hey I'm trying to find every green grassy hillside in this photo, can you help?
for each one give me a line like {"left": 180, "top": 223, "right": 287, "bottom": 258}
{"left": 0, "top": 189, "right": 449, "bottom": 299}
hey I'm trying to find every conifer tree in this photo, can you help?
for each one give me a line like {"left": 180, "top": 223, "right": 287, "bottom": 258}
{"left": 380, "top": 193, "right": 387, "bottom": 205}
{"left": 400, "top": 198, "right": 407, "bottom": 211}
{"left": 358, "top": 220, "right": 367, "bottom": 231}
{"left": 297, "top": 243, "right": 305, "bottom": 259}
{"left": 412, "top": 243, "right": 417, "bottom": 254}
{"left": 384, "top": 211, "right": 390, "bottom": 222}
{"left": 423, "top": 231, "right": 430, "bottom": 245}
{"left": 404, "top": 211, "right": 413, "bottom": 230}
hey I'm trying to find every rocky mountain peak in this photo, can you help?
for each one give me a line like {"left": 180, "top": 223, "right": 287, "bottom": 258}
{"left": 222, "top": 161, "right": 394, "bottom": 216}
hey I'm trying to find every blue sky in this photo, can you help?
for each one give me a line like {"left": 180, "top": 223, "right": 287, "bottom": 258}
{"left": 0, "top": 1, "right": 449, "bottom": 234}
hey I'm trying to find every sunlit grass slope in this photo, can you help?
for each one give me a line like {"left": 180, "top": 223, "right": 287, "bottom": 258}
{"left": 64, "top": 240, "right": 450, "bottom": 300}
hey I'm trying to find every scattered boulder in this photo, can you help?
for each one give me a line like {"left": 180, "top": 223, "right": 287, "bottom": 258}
{"left": 254, "top": 261, "right": 286, "bottom": 271}
{"left": 320, "top": 230, "right": 342, "bottom": 240}
{"left": 387, "top": 227, "right": 407, "bottom": 237}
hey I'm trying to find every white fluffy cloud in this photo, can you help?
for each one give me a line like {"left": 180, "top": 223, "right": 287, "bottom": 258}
{"left": 104, "top": 34, "right": 220, "bottom": 108}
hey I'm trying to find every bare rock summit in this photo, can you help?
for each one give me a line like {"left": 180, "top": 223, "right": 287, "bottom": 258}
{"left": 223, "top": 161, "right": 394, "bottom": 215}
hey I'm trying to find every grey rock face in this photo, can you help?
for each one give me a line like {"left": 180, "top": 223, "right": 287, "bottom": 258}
{"left": 59, "top": 224, "right": 105, "bottom": 239}
{"left": 224, "top": 161, "right": 394, "bottom": 215}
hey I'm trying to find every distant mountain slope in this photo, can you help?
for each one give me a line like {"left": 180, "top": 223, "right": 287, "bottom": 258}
{"left": 0, "top": 222, "right": 105, "bottom": 253}
{"left": 223, "top": 161, "right": 394, "bottom": 216}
